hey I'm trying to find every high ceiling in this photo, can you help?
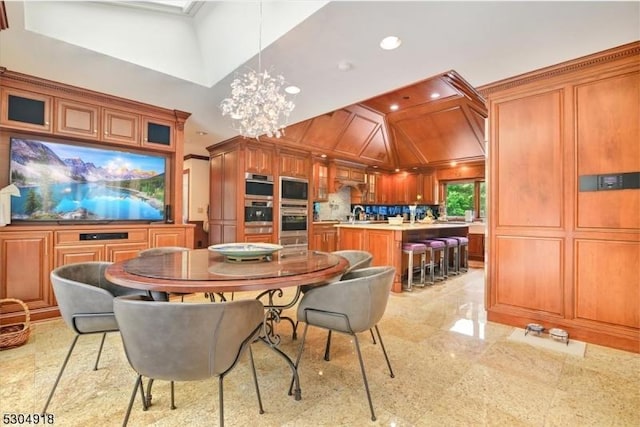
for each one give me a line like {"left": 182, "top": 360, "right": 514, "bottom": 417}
{"left": 0, "top": 1, "right": 638, "bottom": 158}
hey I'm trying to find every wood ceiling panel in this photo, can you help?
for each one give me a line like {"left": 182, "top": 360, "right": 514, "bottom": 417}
{"left": 303, "top": 109, "right": 352, "bottom": 150}
{"left": 395, "top": 107, "right": 485, "bottom": 164}
{"left": 278, "top": 119, "right": 311, "bottom": 144}
{"left": 361, "top": 76, "right": 459, "bottom": 114}
{"left": 391, "top": 125, "right": 426, "bottom": 167}
{"left": 360, "top": 127, "right": 392, "bottom": 164}
{"left": 333, "top": 115, "right": 378, "bottom": 156}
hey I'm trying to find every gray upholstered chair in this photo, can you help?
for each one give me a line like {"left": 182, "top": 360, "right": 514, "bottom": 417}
{"left": 294, "top": 266, "right": 395, "bottom": 421}
{"left": 43, "top": 261, "right": 143, "bottom": 414}
{"left": 114, "top": 295, "right": 265, "bottom": 427}
{"left": 331, "top": 250, "right": 373, "bottom": 273}
{"left": 314, "top": 250, "right": 374, "bottom": 360}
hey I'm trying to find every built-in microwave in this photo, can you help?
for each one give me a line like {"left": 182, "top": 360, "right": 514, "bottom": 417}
{"left": 280, "top": 177, "right": 308, "bottom": 202}
{"left": 245, "top": 173, "right": 274, "bottom": 200}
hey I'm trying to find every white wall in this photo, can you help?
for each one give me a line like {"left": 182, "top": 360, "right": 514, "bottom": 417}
{"left": 183, "top": 157, "right": 209, "bottom": 223}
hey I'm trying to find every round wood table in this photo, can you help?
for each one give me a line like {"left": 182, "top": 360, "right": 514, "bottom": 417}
{"left": 105, "top": 248, "right": 349, "bottom": 402}
{"left": 105, "top": 248, "right": 349, "bottom": 294}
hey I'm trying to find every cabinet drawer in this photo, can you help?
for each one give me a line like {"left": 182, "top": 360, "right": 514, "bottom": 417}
{"left": 55, "top": 229, "right": 148, "bottom": 244}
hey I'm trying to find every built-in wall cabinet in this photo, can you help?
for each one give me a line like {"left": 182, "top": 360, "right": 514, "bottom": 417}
{"left": 0, "top": 68, "right": 193, "bottom": 324}
{"left": 310, "top": 222, "right": 337, "bottom": 252}
{"left": 481, "top": 41, "right": 640, "bottom": 353}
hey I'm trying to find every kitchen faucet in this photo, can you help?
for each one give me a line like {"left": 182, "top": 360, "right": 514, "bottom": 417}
{"left": 351, "top": 205, "right": 365, "bottom": 223}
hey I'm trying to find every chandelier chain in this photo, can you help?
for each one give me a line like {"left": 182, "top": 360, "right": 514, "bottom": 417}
{"left": 219, "top": 0, "right": 296, "bottom": 139}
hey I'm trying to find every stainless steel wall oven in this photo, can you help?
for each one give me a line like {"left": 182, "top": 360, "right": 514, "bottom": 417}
{"left": 245, "top": 173, "right": 274, "bottom": 200}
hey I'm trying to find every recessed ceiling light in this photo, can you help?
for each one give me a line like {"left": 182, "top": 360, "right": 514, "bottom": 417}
{"left": 337, "top": 60, "right": 353, "bottom": 71}
{"left": 450, "top": 161, "right": 457, "bottom": 167}
{"left": 395, "top": 168, "right": 400, "bottom": 172}
{"left": 390, "top": 104, "right": 399, "bottom": 111}
{"left": 285, "top": 86, "right": 300, "bottom": 94}
{"left": 320, "top": 154, "right": 327, "bottom": 158}
{"left": 430, "top": 92, "right": 441, "bottom": 99}
{"left": 196, "top": 131, "right": 208, "bottom": 136}
{"left": 380, "top": 36, "right": 402, "bottom": 50}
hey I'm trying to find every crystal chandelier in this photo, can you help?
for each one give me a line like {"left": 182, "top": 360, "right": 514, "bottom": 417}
{"left": 219, "top": 2, "right": 295, "bottom": 139}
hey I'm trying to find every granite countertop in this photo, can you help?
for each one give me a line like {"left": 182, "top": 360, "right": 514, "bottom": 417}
{"left": 333, "top": 222, "right": 470, "bottom": 230}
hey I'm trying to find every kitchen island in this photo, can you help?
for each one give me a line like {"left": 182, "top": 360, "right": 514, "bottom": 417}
{"left": 335, "top": 222, "right": 469, "bottom": 293}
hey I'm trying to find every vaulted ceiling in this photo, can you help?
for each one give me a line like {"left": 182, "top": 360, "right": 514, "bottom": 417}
{"left": 257, "top": 70, "right": 487, "bottom": 171}
{"left": 1, "top": 1, "right": 638, "bottom": 161}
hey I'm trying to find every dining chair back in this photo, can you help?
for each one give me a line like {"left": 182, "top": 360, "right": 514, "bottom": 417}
{"left": 43, "top": 261, "right": 141, "bottom": 414}
{"left": 294, "top": 266, "right": 395, "bottom": 421}
{"left": 114, "top": 295, "right": 265, "bottom": 426}
{"left": 331, "top": 250, "right": 373, "bottom": 273}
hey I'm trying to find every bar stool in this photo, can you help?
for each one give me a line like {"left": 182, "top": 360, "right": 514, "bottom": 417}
{"left": 432, "top": 237, "right": 460, "bottom": 278}
{"left": 402, "top": 242, "right": 427, "bottom": 291}
{"left": 420, "top": 239, "right": 447, "bottom": 283}
{"left": 452, "top": 237, "right": 469, "bottom": 273}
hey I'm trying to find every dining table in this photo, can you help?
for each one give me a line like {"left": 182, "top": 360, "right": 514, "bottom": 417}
{"left": 105, "top": 247, "right": 350, "bottom": 402}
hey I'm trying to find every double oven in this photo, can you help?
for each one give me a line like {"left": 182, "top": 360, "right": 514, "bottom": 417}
{"left": 244, "top": 173, "right": 274, "bottom": 236}
{"left": 279, "top": 177, "right": 309, "bottom": 251}
{"left": 244, "top": 173, "right": 309, "bottom": 250}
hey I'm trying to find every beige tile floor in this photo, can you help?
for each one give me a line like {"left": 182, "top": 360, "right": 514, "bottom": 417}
{"left": 1, "top": 267, "right": 639, "bottom": 426}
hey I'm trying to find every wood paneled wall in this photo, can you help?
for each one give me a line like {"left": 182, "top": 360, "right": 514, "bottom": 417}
{"left": 480, "top": 41, "right": 640, "bottom": 353}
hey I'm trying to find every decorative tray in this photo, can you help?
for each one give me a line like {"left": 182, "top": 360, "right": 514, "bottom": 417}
{"left": 208, "top": 243, "right": 283, "bottom": 262}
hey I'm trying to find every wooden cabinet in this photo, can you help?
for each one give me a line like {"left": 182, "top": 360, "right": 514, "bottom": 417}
{"left": 376, "top": 173, "right": 391, "bottom": 204}
{"left": 142, "top": 117, "right": 174, "bottom": 151}
{"left": 312, "top": 160, "right": 329, "bottom": 201}
{"left": 468, "top": 233, "right": 484, "bottom": 261}
{"left": 419, "top": 172, "right": 437, "bottom": 204}
{"left": 363, "top": 173, "right": 377, "bottom": 203}
{"left": 0, "top": 231, "right": 53, "bottom": 318}
{"left": 334, "top": 163, "right": 366, "bottom": 183}
{"left": 311, "top": 223, "right": 337, "bottom": 252}
{"left": 102, "top": 107, "right": 140, "bottom": 146}
{"left": 245, "top": 144, "right": 274, "bottom": 175}
{"left": 279, "top": 151, "right": 309, "bottom": 179}
{"left": 149, "top": 227, "right": 189, "bottom": 248}
{"left": 55, "top": 98, "right": 100, "bottom": 140}
{"left": 482, "top": 42, "right": 639, "bottom": 352}
{"left": 1, "top": 87, "right": 52, "bottom": 132}
{"left": 245, "top": 234, "right": 274, "bottom": 244}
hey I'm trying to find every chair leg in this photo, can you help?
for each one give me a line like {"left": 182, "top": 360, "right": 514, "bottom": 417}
{"left": 323, "top": 330, "right": 332, "bottom": 361}
{"left": 373, "top": 325, "right": 394, "bottom": 378}
{"left": 248, "top": 346, "right": 264, "bottom": 414}
{"left": 289, "top": 323, "right": 309, "bottom": 396}
{"left": 369, "top": 328, "right": 377, "bottom": 345}
{"left": 170, "top": 381, "right": 176, "bottom": 410}
{"left": 42, "top": 334, "right": 79, "bottom": 414}
{"left": 93, "top": 332, "right": 107, "bottom": 371}
{"left": 352, "top": 334, "right": 376, "bottom": 422}
{"left": 123, "top": 375, "right": 142, "bottom": 427}
{"left": 218, "top": 376, "right": 225, "bottom": 427}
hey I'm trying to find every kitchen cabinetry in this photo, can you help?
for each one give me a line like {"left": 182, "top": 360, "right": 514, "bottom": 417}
{"left": 312, "top": 160, "right": 329, "bottom": 201}
{"left": 482, "top": 42, "right": 639, "bottom": 352}
{"left": 55, "top": 98, "right": 100, "bottom": 140}
{"left": 102, "top": 107, "right": 140, "bottom": 146}
{"left": 363, "top": 173, "right": 377, "bottom": 203}
{"left": 245, "top": 144, "right": 274, "bottom": 175}
{"left": 311, "top": 222, "right": 337, "bottom": 252}
{"left": 245, "top": 234, "right": 275, "bottom": 244}
{"left": 278, "top": 150, "right": 309, "bottom": 179}
{"left": 468, "top": 233, "right": 484, "bottom": 261}
{"left": 142, "top": 117, "right": 174, "bottom": 151}
{"left": 0, "top": 68, "right": 193, "bottom": 325}
{"left": 1, "top": 87, "right": 52, "bottom": 133}
{"left": 0, "top": 231, "right": 53, "bottom": 320}
{"left": 333, "top": 162, "right": 366, "bottom": 183}
{"left": 419, "top": 172, "right": 437, "bottom": 204}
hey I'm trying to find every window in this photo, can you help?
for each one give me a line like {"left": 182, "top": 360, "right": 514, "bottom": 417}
{"left": 444, "top": 180, "right": 485, "bottom": 219}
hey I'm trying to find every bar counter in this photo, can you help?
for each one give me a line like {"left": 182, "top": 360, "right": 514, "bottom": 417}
{"left": 334, "top": 221, "right": 469, "bottom": 293}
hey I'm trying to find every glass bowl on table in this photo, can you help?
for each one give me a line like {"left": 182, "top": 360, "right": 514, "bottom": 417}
{"left": 208, "top": 243, "right": 283, "bottom": 262}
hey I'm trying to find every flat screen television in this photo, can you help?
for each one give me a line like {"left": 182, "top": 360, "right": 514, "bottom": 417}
{"left": 9, "top": 137, "right": 167, "bottom": 222}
